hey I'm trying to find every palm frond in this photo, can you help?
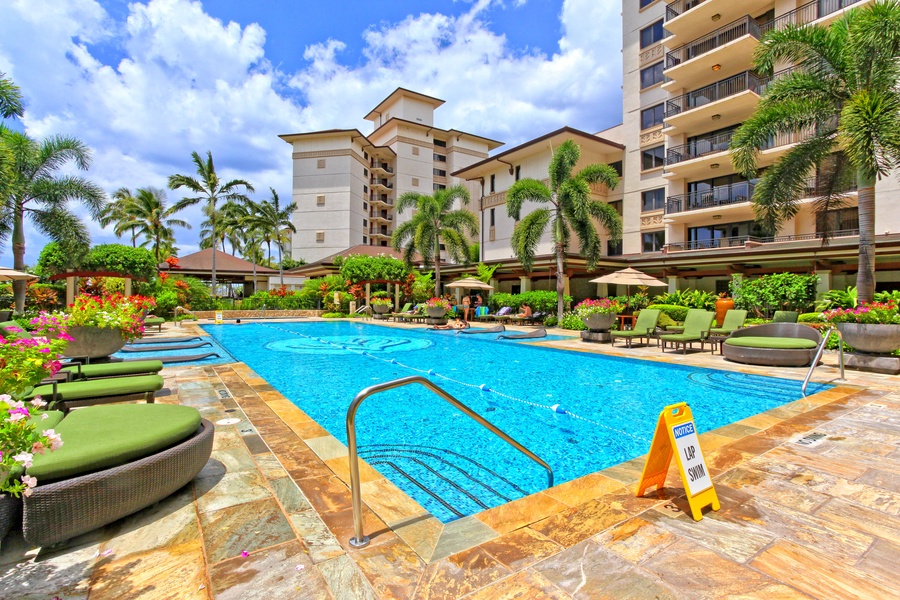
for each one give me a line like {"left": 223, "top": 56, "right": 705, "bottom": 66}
{"left": 506, "top": 179, "right": 551, "bottom": 220}
{"left": 0, "top": 72, "right": 24, "bottom": 119}
{"left": 510, "top": 208, "right": 550, "bottom": 272}
{"left": 548, "top": 140, "right": 580, "bottom": 191}
{"left": 576, "top": 163, "right": 620, "bottom": 190}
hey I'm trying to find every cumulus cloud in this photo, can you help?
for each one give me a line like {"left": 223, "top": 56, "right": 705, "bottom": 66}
{"left": 0, "top": 0, "right": 622, "bottom": 264}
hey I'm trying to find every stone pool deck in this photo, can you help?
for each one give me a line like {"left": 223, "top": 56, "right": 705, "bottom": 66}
{"left": 0, "top": 320, "right": 898, "bottom": 599}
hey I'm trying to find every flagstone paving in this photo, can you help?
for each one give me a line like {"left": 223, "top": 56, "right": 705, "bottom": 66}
{"left": 0, "top": 320, "right": 898, "bottom": 598}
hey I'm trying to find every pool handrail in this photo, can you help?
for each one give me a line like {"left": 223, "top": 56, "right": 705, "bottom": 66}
{"left": 802, "top": 327, "right": 845, "bottom": 396}
{"left": 346, "top": 375, "right": 555, "bottom": 549}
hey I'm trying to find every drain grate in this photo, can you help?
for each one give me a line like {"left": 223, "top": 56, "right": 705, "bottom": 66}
{"left": 795, "top": 432, "right": 827, "bottom": 447}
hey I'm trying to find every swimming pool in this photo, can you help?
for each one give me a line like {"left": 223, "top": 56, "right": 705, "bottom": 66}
{"left": 204, "top": 321, "right": 830, "bottom": 522}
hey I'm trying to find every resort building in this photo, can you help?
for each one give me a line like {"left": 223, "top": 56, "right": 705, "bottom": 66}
{"left": 279, "top": 88, "right": 502, "bottom": 264}
{"left": 622, "top": 0, "right": 900, "bottom": 295}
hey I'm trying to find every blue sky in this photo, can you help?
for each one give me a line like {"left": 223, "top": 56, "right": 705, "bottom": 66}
{"left": 0, "top": 0, "right": 623, "bottom": 264}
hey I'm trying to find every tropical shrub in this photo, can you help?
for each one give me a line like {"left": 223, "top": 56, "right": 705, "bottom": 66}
{"left": 652, "top": 289, "right": 717, "bottom": 310}
{"left": 798, "top": 312, "right": 826, "bottom": 323}
{"left": 339, "top": 254, "right": 410, "bottom": 284}
{"left": 646, "top": 304, "right": 689, "bottom": 322}
{"left": 874, "top": 290, "right": 900, "bottom": 303}
{"left": 518, "top": 291, "right": 569, "bottom": 313}
{"left": 424, "top": 297, "right": 451, "bottom": 311}
{"left": 816, "top": 286, "right": 857, "bottom": 311}
{"left": 729, "top": 273, "right": 818, "bottom": 317}
{"left": 33, "top": 241, "right": 89, "bottom": 277}
{"left": 83, "top": 244, "right": 158, "bottom": 281}
{"left": 543, "top": 315, "right": 558, "bottom": 327}
{"left": 559, "top": 312, "right": 587, "bottom": 330}
{"left": 241, "top": 290, "right": 314, "bottom": 310}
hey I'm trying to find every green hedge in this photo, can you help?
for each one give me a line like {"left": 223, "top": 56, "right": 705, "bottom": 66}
{"left": 798, "top": 312, "right": 825, "bottom": 323}
{"left": 241, "top": 291, "right": 316, "bottom": 310}
{"left": 487, "top": 290, "right": 571, "bottom": 313}
{"left": 646, "top": 304, "right": 689, "bottom": 322}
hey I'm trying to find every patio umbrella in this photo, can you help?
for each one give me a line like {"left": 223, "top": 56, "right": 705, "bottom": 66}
{"left": 589, "top": 267, "right": 666, "bottom": 296}
{"left": 0, "top": 267, "right": 38, "bottom": 282}
{"left": 445, "top": 277, "right": 494, "bottom": 291}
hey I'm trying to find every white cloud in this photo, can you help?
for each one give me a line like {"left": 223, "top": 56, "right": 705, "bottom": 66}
{"left": 0, "top": 0, "right": 623, "bottom": 264}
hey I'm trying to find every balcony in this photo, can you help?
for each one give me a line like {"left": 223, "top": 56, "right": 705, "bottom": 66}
{"left": 664, "top": 69, "right": 788, "bottom": 134}
{"left": 369, "top": 194, "right": 392, "bottom": 207}
{"left": 666, "top": 180, "right": 755, "bottom": 214}
{"left": 370, "top": 179, "right": 394, "bottom": 191}
{"left": 370, "top": 162, "right": 394, "bottom": 176}
{"left": 369, "top": 225, "right": 392, "bottom": 239}
{"left": 664, "top": 16, "right": 762, "bottom": 91}
{"left": 369, "top": 212, "right": 393, "bottom": 223}
{"left": 665, "top": 0, "right": 772, "bottom": 43}
{"left": 664, "top": 229, "right": 860, "bottom": 253}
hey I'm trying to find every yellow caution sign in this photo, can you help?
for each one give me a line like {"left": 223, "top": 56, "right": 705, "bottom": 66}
{"left": 214, "top": 311, "right": 223, "bottom": 325}
{"left": 636, "top": 402, "right": 720, "bottom": 521}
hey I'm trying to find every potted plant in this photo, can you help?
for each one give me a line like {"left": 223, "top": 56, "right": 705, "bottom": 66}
{"left": 823, "top": 301, "right": 900, "bottom": 354}
{"left": 54, "top": 294, "right": 148, "bottom": 359}
{"left": 370, "top": 292, "right": 393, "bottom": 314}
{"left": 0, "top": 323, "right": 68, "bottom": 540}
{"left": 575, "top": 298, "right": 624, "bottom": 331}
{"left": 424, "top": 297, "right": 451, "bottom": 318}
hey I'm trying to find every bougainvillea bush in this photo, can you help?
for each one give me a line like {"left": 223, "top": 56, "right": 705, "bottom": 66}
{"left": 823, "top": 302, "right": 900, "bottom": 325}
{"left": 58, "top": 294, "right": 149, "bottom": 342}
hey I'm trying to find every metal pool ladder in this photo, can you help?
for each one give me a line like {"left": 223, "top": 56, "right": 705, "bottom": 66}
{"left": 346, "top": 375, "right": 555, "bottom": 549}
{"left": 802, "top": 328, "right": 846, "bottom": 396}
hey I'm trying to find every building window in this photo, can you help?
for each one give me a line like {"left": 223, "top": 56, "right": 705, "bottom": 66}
{"left": 490, "top": 174, "right": 496, "bottom": 193}
{"left": 607, "top": 161, "right": 623, "bottom": 177}
{"left": 688, "top": 220, "right": 764, "bottom": 248}
{"left": 316, "top": 159, "right": 326, "bottom": 169}
{"left": 363, "top": 235, "right": 368, "bottom": 244}
{"left": 640, "top": 61, "right": 664, "bottom": 89}
{"left": 363, "top": 219, "right": 368, "bottom": 227}
{"left": 607, "top": 240, "right": 623, "bottom": 256}
{"left": 363, "top": 202, "right": 368, "bottom": 210}
{"left": 641, "top": 146, "right": 665, "bottom": 171}
{"left": 316, "top": 231, "right": 325, "bottom": 243}
{"left": 641, "top": 188, "right": 666, "bottom": 212}
{"left": 412, "top": 147, "right": 420, "bottom": 156}
{"left": 640, "top": 20, "right": 665, "bottom": 49}
{"left": 639, "top": 0, "right": 655, "bottom": 8}
{"left": 412, "top": 177, "right": 420, "bottom": 187}
{"left": 433, "top": 153, "right": 447, "bottom": 162}
{"left": 316, "top": 194, "right": 325, "bottom": 206}
{"left": 364, "top": 152, "right": 369, "bottom": 160}
{"left": 642, "top": 230, "right": 665, "bottom": 252}
{"left": 363, "top": 185, "right": 368, "bottom": 195}
{"left": 434, "top": 139, "right": 446, "bottom": 147}
{"left": 363, "top": 168, "right": 368, "bottom": 177}
{"left": 641, "top": 104, "right": 665, "bottom": 130}
{"left": 380, "top": 241, "right": 387, "bottom": 246}
{"left": 817, "top": 207, "right": 859, "bottom": 234}
{"left": 433, "top": 168, "right": 446, "bottom": 177}
{"left": 608, "top": 200, "right": 623, "bottom": 216}
{"left": 490, "top": 208, "right": 496, "bottom": 227}
{"left": 433, "top": 183, "right": 446, "bottom": 191}
{"left": 515, "top": 165, "right": 521, "bottom": 181}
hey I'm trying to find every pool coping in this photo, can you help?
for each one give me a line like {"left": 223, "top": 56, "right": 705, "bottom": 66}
{"left": 196, "top": 319, "right": 876, "bottom": 565}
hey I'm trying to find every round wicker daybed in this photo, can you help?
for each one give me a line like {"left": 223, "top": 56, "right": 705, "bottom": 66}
{"left": 722, "top": 323, "right": 822, "bottom": 367}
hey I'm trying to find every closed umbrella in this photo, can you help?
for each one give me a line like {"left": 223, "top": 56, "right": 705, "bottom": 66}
{"left": 0, "top": 267, "right": 38, "bottom": 282}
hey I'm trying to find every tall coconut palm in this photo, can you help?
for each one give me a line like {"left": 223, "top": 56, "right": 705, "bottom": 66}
{"left": 0, "top": 131, "right": 105, "bottom": 312}
{"left": 731, "top": 1, "right": 900, "bottom": 303}
{"left": 119, "top": 187, "right": 191, "bottom": 262}
{"left": 99, "top": 187, "right": 141, "bottom": 247}
{"left": 168, "top": 151, "right": 254, "bottom": 293}
{"left": 391, "top": 185, "right": 478, "bottom": 296}
{"left": 250, "top": 189, "right": 296, "bottom": 285}
{"left": 506, "top": 140, "right": 621, "bottom": 322}
{"left": 0, "top": 72, "right": 23, "bottom": 119}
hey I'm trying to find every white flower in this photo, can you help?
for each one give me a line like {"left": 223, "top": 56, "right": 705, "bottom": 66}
{"left": 41, "top": 413, "right": 49, "bottom": 421}
{"left": 22, "top": 487, "right": 33, "bottom": 497}
{"left": 7, "top": 413, "right": 26, "bottom": 423}
{"left": 0, "top": 394, "right": 10, "bottom": 403}
{"left": 22, "top": 475, "right": 36, "bottom": 488}
{"left": 30, "top": 397, "right": 47, "bottom": 408}
{"left": 44, "top": 430, "right": 63, "bottom": 451}
{"left": 13, "top": 452, "right": 33, "bottom": 468}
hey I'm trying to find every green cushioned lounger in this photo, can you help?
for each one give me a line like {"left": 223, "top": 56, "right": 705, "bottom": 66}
{"left": 27, "top": 374, "right": 164, "bottom": 411}
{"left": 659, "top": 310, "right": 715, "bottom": 354}
{"left": 610, "top": 309, "right": 661, "bottom": 348}
{"left": 724, "top": 337, "right": 818, "bottom": 350}
{"left": 61, "top": 359, "right": 164, "bottom": 380}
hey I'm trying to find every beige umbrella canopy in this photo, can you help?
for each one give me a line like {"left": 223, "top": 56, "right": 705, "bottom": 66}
{"left": 590, "top": 267, "right": 666, "bottom": 296}
{"left": 445, "top": 277, "right": 494, "bottom": 291}
{"left": 0, "top": 267, "right": 38, "bottom": 282}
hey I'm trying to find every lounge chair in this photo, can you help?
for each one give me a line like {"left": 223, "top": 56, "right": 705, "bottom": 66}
{"left": 659, "top": 310, "right": 716, "bottom": 354}
{"left": 389, "top": 303, "right": 413, "bottom": 321}
{"left": 708, "top": 309, "right": 748, "bottom": 335}
{"left": 662, "top": 308, "right": 710, "bottom": 334}
{"left": 610, "top": 309, "right": 661, "bottom": 348}
{"left": 722, "top": 323, "right": 821, "bottom": 366}
{"left": 144, "top": 315, "right": 165, "bottom": 332}
{"left": 772, "top": 310, "right": 800, "bottom": 323}
{"left": 60, "top": 359, "right": 164, "bottom": 380}
{"left": 498, "top": 327, "right": 546, "bottom": 340}
{"left": 459, "top": 324, "right": 505, "bottom": 334}
{"left": 26, "top": 374, "right": 164, "bottom": 413}
{"left": 21, "top": 403, "right": 213, "bottom": 547}
{"left": 482, "top": 307, "right": 512, "bottom": 321}
{"left": 120, "top": 340, "right": 212, "bottom": 352}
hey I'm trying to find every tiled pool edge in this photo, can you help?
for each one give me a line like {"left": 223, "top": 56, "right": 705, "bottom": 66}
{"left": 220, "top": 361, "right": 871, "bottom": 566}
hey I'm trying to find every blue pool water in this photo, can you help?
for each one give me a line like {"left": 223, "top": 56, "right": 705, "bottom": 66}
{"left": 203, "top": 321, "right": 831, "bottom": 522}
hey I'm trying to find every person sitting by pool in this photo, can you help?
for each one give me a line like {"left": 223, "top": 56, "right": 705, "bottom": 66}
{"left": 432, "top": 318, "right": 468, "bottom": 330}
{"left": 515, "top": 303, "right": 532, "bottom": 319}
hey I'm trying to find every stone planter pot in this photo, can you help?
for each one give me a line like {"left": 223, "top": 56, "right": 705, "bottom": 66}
{"left": 581, "top": 313, "right": 616, "bottom": 332}
{"left": 426, "top": 307, "right": 447, "bottom": 318}
{"left": 836, "top": 322, "right": 900, "bottom": 354}
{"left": 715, "top": 297, "right": 735, "bottom": 327}
{"left": 65, "top": 326, "right": 127, "bottom": 359}
{"left": 0, "top": 493, "right": 22, "bottom": 544}
{"left": 372, "top": 304, "right": 391, "bottom": 314}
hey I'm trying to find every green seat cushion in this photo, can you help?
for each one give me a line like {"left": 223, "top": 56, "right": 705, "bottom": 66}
{"left": 725, "top": 337, "right": 818, "bottom": 350}
{"left": 0, "top": 321, "right": 32, "bottom": 339}
{"left": 612, "top": 329, "right": 653, "bottom": 337}
{"left": 62, "top": 360, "right": 164, "bottom": 380}
{"left": 659, "top": 333, "right": 702, "bottom": 342}
{"left": 28, "top": 374, "right": 164, "bottom": 402}
{"left": 27, "top": 404, "right": 202, "bottom": 482}
{"left": 27, "top": 410, "right": 65, "bottom": 432}
{"left": 144, "top": 317, "right": 165, "bottom": 325}
{"left": 708, "top": 327, "right": 737, "bottom": 335}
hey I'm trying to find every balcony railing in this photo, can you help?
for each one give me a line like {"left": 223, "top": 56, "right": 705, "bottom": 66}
{"left": 666, "top": 180, "right": 755, "bottom": 214}
{"left": 665, "top": 0, "right": 709, "bottom": 21}
{"left": 760, "top": 0, "right": 868, "bottom": 36}
{"left": 665, "top": 69, "right": 790, "bottom": 119}
{"left": 665, "top": 229, "right": 860, "bottom": 252}
{"left": 666, "top": 130, "right": 736, "bottom": 166}
{"left": 666, "top": 15, "right": 761, "bottom": 69}
{"left": 370, "top": 179, "right": 393, "bottom": 190}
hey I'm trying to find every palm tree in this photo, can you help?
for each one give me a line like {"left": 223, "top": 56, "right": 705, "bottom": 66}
{"left": 0, "top": 72, "right": 23, "bottom": 119}
{"left": 506, "top": 140, "right": 621, "bottom": 322}
{"left": 731, "top": 1, "right": 900, "bottom": 303}
{"left": 391, "top": 185, "right": 478, "bottom": 296}
{"left": 250, "top": 189, "right": 296, "bottom": 285}
{"left": 98, "top": 187, "right": 141, "bottom": 247}
{"left": 0, "top": 131, "right": 106, "bottom": 312}
{"left": 168, "top": 151, "right": 254, "bottom": 293}
{"left": 119, "top": 187, "right": 191, "bottom": 262}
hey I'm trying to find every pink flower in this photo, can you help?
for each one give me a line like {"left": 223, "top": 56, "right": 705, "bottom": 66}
{"left": 240, "top": 551, "right": 250, "bottom": 558}
{"left": 31, "top": 441, "right": 46, "bottom": 455}
{"left": 41, "top": 413, "right": 49, "bottom": 421}
{"left": 59, "top": 333, "right": 74, "bottom": 341}
{"left": 22, "top": 475, "right": 36, "bottom": 488}
{"left": 23, "top": 487, "right": 33, "bottom": 497}
{"left": 44, "top": 430, "right": 63, "bottom": 450}
{"left": 13, "top": 452, "right": 33, "bottom": 468}
{"left": 30, "top": 397, "right": 47, "bottom": 408}
{"left": 8, "top": 411, "right": 27, "bottom": 423}
{"left": 0, "top": 394, "right": 10, "bottom": 403}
